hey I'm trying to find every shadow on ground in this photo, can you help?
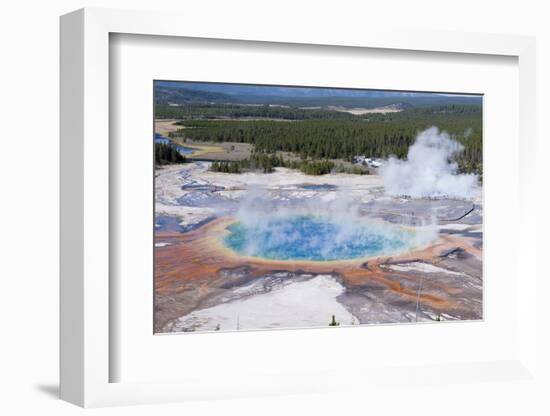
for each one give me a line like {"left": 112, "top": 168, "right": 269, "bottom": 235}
{"left": 35, "top": 384, "right": 59, "bottom": 399}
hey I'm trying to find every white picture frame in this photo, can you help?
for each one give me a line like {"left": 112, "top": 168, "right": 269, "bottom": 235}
{"left": 60, "top": 7, "right": 538, "bottom": 407}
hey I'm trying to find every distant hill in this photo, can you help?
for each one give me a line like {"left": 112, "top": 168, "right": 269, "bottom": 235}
{"left": 155, "top": 85, "right": 233, "bottom": 104}
{"left": 154, "top": 81, "right": 482, "bottom": 109}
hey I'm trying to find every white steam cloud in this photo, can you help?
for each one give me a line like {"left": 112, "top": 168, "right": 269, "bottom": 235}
{"left": 235, "top": 186, "right": 364, "bottom": 257}
{"left": 231, "top": 186, "right": 437, "bottom": 259}
{"left": 381, "top": 127, "right": 479, "bottom": 200}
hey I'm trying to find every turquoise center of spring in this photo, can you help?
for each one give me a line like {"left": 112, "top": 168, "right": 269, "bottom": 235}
{"left": 224, "top": 215, "right": 415, "bottom": 261}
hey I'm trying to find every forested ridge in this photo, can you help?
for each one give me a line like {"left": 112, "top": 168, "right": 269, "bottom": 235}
{"left": 154, "top": 83, "right": 482, "bottom": 108}
{"left": 168, "top": 104, "right": 482, "bottom": 174}
{"left": 155, "top": 103, "right": 359, "bottom": 120}
{"left": 209, "top": 155, "right": 350, "bottom": 176}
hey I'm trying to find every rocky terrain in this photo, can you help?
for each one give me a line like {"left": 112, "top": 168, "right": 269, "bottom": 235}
{"left": 155, "top": 162, "right": 483, "bottom": 333}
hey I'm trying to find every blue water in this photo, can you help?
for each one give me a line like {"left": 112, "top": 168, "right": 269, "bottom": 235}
{"left": 154, "top": 133, "right": 171, "bottom": 145}
{"left": 155, "top": 215, "right": 215, "bottom": 233}
{"left": 155, "top": 215, "right": 184, "bottom": 232}
{"left": 154, "top": 133, "right": 195, "bottom": 154}
{"left": 224, "top": 215, "right": 415, "bottom": 261}
{"left": 300, "top": 184, "right": 337, "bottom": 191}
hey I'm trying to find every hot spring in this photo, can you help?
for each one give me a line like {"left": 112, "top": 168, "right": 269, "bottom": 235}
{"left": 223, "top": 215, "right": 418, "bottom": 261}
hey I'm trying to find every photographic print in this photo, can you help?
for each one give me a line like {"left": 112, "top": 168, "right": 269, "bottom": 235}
{"left": 154, "top": 81, "right": 482, "bottom": 334}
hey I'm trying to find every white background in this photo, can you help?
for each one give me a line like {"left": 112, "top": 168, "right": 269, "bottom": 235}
{"left": 1, "top": 1, "right": 548, "bottom": 415}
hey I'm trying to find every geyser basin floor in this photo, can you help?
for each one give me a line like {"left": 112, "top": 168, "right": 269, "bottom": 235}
{"left": 224, "top": 216, "right": 417, "bottom": 261}
{"left": 154, "top": 164, "right": 483, "bottom": 333}
{"left": 166, "top": 274, "right": 355, "bottom": 332}
{"left": 155, "top": 216, "right": 482, "bottom": 332}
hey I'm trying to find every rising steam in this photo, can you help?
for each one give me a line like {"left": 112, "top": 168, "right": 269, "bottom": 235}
{"left": 381, "top": 127, "right": 479, "bottom": 200}
{"left": 229, "top": 186, "right": 437, "bottom": 260}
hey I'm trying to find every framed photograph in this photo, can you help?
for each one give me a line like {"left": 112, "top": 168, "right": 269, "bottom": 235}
{"left": 153, "top": 81, "right": 483, "bottom": 334}
{"left": 60, "top": 8, "right": 538, "bottom": 407}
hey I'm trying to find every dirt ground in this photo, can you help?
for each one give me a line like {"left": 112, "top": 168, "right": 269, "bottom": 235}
{"left": 154, "top": 119, "right": 181, "bottom": 136}
{"left": 183, "top": 141, "right": 254, "bottom": 161}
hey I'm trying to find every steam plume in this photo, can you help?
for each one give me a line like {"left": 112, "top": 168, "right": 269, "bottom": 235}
{"left": 381, "top": 127, "right": 479, "bottom": 200}
{"left": 231, "top": 186, "right": 437, "bottom": 259}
